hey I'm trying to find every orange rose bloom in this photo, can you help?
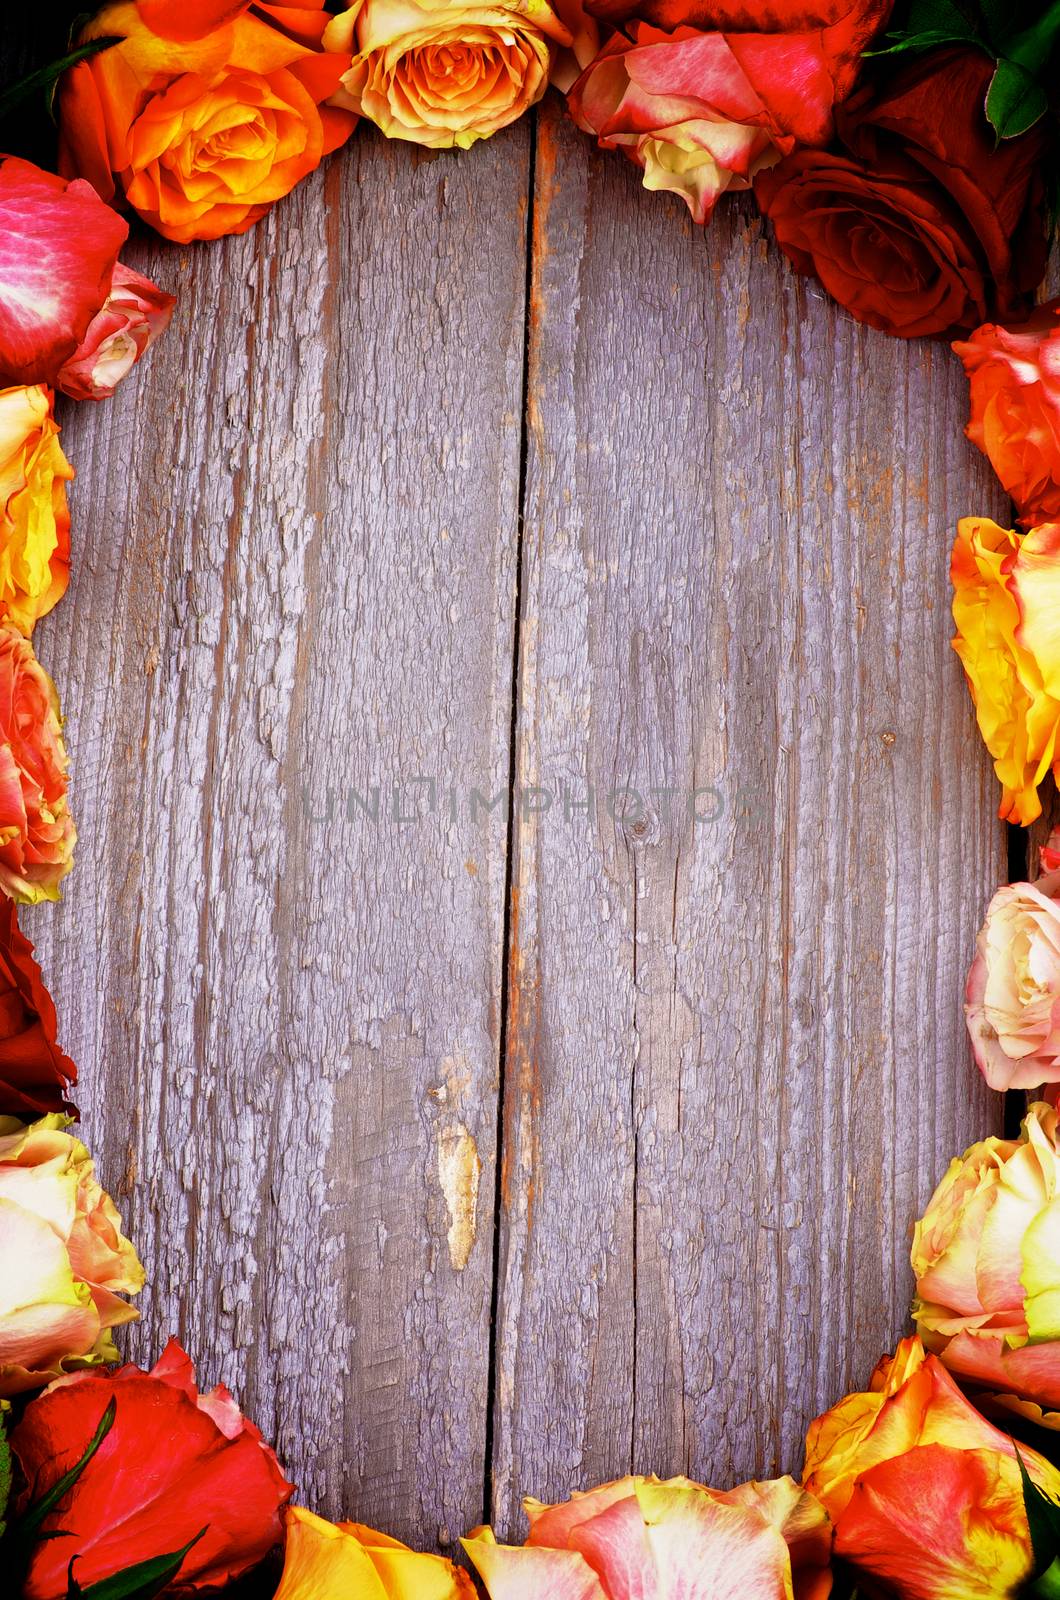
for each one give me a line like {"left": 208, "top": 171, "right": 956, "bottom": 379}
{"left": 323, "top": 0, "right": 592, "bottom": 150}
{"left": 0, "top": 628, "right": 75, "bottom": 905}
{"left": 57, "top": 0, "right": 358, "bottom": 244}
{"left": 275, "top": 1506, "right": 475, "bottom": 1599}
{"left": 0, "top": 387, "right": 71, "bottom": 637}
{"left": 954, "top": 302, "right": 1060, "bottom": 527}
{"left": 950, "top": 516, "right": 1060, "bottom": 826}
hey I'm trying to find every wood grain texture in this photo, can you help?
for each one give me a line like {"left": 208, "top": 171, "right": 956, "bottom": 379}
{"left": 28, "top": 128, "right": 530, "bottom": 1546}
{"left": 490, "top": 100, "right": 1010, "bottom": 1535}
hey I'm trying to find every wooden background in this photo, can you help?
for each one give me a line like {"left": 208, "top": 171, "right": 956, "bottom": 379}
{"left": 24, "top": 99, "right": 1024, "bottom": 1553}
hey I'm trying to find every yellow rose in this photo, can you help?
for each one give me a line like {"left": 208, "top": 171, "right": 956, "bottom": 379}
{"left": 950, "top": 516, "right": 1060, "bottom": 825}
{"left": 323, "top": 0, "right": 581, "bottom": 149}
{"left": 274, "top": 1506, "right": 475, "bottom": 1599}
{"left": 0, "top": 387, "right": 72, "bottom": 637}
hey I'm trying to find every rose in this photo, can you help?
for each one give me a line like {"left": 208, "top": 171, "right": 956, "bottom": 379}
{"left": 56, "top": 264, "right": 176, "bottom": 403}
{"left": 323, "top": 0, "right": 584, "bottom": 150}
{"left": 0, "top": 157, "right": 128, "bottom": 389}
{"left": 0, "top": 386, "right": 72, "bottom": 638}
{"left": 954, "top": 303, "right": 1060, "bottom": 527}
{"left": 912, "top": 1103, "right": 1060, "bottom": 1428}
{"left": 965, "top": 846, "right": 1060, "bottom": 1091}
{"left": 274, "top": 1506, "right": 476, "bottom": 1599}
{"left": 0, "top": 897, "right": 77, "bottom": 1117}
{"left": 0, "top": 1114, "right": 143, "bottom": 1396}
{"left": 583, "top": 0, "right": 891, "bottom": 46}
{"left": 803, "top": 1337, "right": 1060, "bottom": 1598}
{"left": 0, "top": 626, "right": 76, "bottom": 905}
{"left": 755, "top": 49, "right": 1049, "bottom": 339}
{"left": 463, "top": 1473, "right": 833, "bottom": 1599}
{"left": 12, "top": 1338, "right": 294, "bottom": 1598}
{"left": 950, "top": 518, "right": 1060, "bottom": 826}
{"left": 58, "top": 2, "right": 358, "bottom": 244}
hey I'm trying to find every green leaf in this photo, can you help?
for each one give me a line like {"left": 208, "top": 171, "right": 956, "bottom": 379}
{"left": 1018, "top": 1449, "right": 1060, "bottom": 1581}
{"left": 0, "top": 37, "right": 122, "bottom": 125}
{"left": 1028, "top": 1560, "right": 1060, "bottom": 1599}
{"left": 986, "top": 56, "right": 1049, "bottom": 138}
{"left": 1004, "top": 1, "right": 1060, "bottom": 72}
{"left": 868, "top": 28, "right": 989, "bottom": 55}
{"left": 66, "top": 1530, "right": 207, "bottom": 1600}
{"left": 11, "top": 1396, "right": 116, "bottom": 1554}
{"left": 0, "top": 1409, "right": 11, "bottom": 1540}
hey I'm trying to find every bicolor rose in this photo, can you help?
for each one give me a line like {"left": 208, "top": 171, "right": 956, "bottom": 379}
{"left": 0, "top": 1114, "right": 142, "bottom": 1396}
{"left": 0, "top": 157, "right": 128, "bottom": 388}
{"left": 0, "top": 387, "right": 71, "bottom": 638}
{"left": 464, "top": 1473, "right": 832, "bottom": 1600}
{"left": 954, "top": 303, "right": 1060, "bottom": 528}
{"left": 275, "top": 1506, "right": 475, "bottom": 1599}
{"left": 0, "top": 627, "right": 76, "bottom": 904}
{"left": 323, "top": 0, "right": 588, "bottom": 150}
{"left": 803, "top": 1336, "right": 1060, "bottom": 1598}
{"left": 756, "top": 49, "right": 1049, "bottom": 339}
{"left": 913, "top": 1103, "right": 1060, "bottom": 1427}
{"left": 965, "top": 841, "right": 1060, "bottom": 1091}
{"left": 58, "top": 1, "right": 358, "bottom": 244}
{"left": 0, "top": 897, "right": 77, "bottom": 1117}
{"left": 12, "top": 1338, "right": 294, "bottom": 1598}
{"left": 950, "top": 517, "right": 1060, "bottom": 827}
{"left": 56, "top": 264, "right": 176, "bottom": 402}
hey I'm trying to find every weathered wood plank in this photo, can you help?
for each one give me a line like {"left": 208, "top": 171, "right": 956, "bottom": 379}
{"left": 28, "top": 128, "right": 530, "bottom": 1546}
{"left": 490, "top": 99, "right": 1009, "bottom": 1532}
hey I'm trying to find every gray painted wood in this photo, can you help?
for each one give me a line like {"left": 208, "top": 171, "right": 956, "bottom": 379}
{"left": 22, "top": 94, "right": 1011, "bottom": 1556}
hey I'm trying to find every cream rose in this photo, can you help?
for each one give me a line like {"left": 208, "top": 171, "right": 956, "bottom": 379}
{"left": 324, "top": 0, "right": 584, "bottom": 149}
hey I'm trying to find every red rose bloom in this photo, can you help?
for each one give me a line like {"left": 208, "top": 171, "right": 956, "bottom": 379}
{"left": 0, "top": 897, "right": 76, "bottom": 1115}
{"left": 12, "top": 1340, "right": 293, "bottom": 1598}
{"left": 755, "top": 49, "right": 1049, "bottom": 339}
{"left": 0, "top": 158, "right": 128, "bottom": 388}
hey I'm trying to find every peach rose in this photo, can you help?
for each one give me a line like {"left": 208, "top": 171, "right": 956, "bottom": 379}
{"left": 0, "top": 1114, "right": 143, "bottom": 1396}
{"left": 804, "top": 1336, "right": 1060, "bottom": 1599}
{"left": 56, "top": 263, "right": 176, "bottom": 402}
{"left": 0, "top": 627, "right": 76, "bottom": 905}
{"left": 950, "top": 516, "right": 1060, "bottom": 826}
{"left": 913, "top": 1103, "right": 1060, "bottom": 1427}
{"left": 274, "top": 1506, "right": 475, "bottom": 1599}
{"left": 954, "top": 303, "right": 1060, "bottom": 528}
{"left": 323, "top": 0, "right": 593, "bottom": 149}
{"left": 965, "top": 839, "right": 1060, "bottom": 1091}
{"left": 0, "top": 386, "right": 71, "bottom": 637}
{"left": 464, "top": 1473, "right": 832, "bottom": 1600}
{"left": 58, "top": 1, "right": 358, "bottom": 244}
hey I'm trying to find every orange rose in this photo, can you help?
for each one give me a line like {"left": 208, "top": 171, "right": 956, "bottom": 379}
{"left": 950, "top": 516, "right": 1060, "bottom": 826}
{"left": 58, "top": 1, "right": 357, "bottom": 244}
{"left": 274, "top": 1506, "right": 475, "bottom": 1599}
{"left": 323, "top": 0, "right": 593, "bottom": 149}
{"left": 0, "top": 628, "right": 75, "bottom": 905}
{"left": 0, "top": 387, "right": 71, "bottom": 637}
{"left": 954, "top": 302, "right": 1060, "bottom": 528}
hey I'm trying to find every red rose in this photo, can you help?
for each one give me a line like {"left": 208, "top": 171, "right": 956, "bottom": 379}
{"left": 755, "top": 49, "right": 1049, "bottom": 339}
{"left": 0, "top": 897, "right": 76, "bottom": 1116}
{"left": 0, "top": 158, "right": 128, "bottom": 388}
{"left": 56, "top": 263, "right": 176, "bottom": 402}
{"left": 12, "top": 1340, "right": 293, "bottom": 1598}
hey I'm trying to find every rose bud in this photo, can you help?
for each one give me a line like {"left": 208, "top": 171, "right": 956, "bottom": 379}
{"left": 0, "top": 896, "right": 77, "bottom": 1116}
{"left": 463, "top": 1473, "right": 832, "bottom": 1599}
{"left": 0, "top": 157, "right": 128, "bottom": 388}
{"left": 0, "top": 1114, "right": 143, "bottom": 1396}
{"left": 274, "top": 1506, "right": 475, "bottom": 1599}
{"left": 913, "top": 1102, "right": 1060, "bottom": 1427}
{"left": 56, "top": 263, "right": 176, "bottom": 403}
{"left": 755, "top": 48, "right": 1049, "bottom": 339}
{"left": 950, "top": 517, "right": 1060, "bottom": 827}
{"left": 58, "top": 2, "right": 357, "bottom": 245}
{"left": 954, "top": 303, "right": 1060, "bottom": 528}
{"left": 964, "top": 842, "right": 1060, "bottom": 1091}
{"left": 323, "top": 0, "right": 577, "bottom": 149}
{"left": 12, "top": 1338, "right": 294, "bottom": 1598}
{"left": 0, "top": 626, "right": 76, "bottom": 904}
{"left": 0, "top": 386, "right": 72, "bottom": 636}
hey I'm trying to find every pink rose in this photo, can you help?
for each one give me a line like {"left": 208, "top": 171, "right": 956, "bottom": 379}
{"left": 966, "top": 833, "right": 1060, "bottom": 1091}
{"left": 56, "top": 264, "right": 176, "bottom": 403}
